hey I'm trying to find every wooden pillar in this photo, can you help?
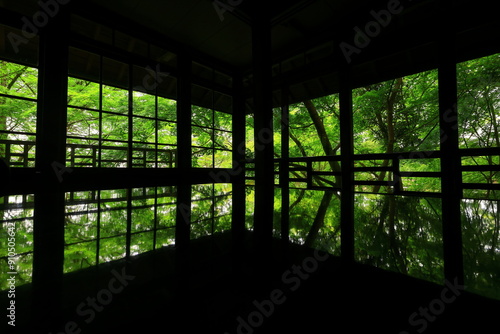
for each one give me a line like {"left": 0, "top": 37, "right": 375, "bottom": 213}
{"left": 126, "top": 188, "right": 132, "bottom": 259}
{"left": 232, "top": 74, "right": 246, "bottom": 260}
{"left": 32, "top": 5, "right": 69, "bottom": 332}
{"left": 339, "top": 66, "right": 355, "bottom": 265}
{"left": 438, "top": 0, "right": 464, "bottom": 284}
{"left": 280, "top": 86, "right": 290, "bottom": 252}
{"left": 175, "top": 53, "right": 192, "bottom": 268}
{"left": 173, "top": 53, "right": 192, "bottom": 327}
{"left": 251, "top": 7, "right": 274, "bottom": 256}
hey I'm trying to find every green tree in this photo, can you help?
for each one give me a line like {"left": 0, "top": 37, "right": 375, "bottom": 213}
{"left": 0, "top": 61, "right": 38, "bottom": 164}
{"left": 457, "top": 54, "right": 500, "bottom": 195}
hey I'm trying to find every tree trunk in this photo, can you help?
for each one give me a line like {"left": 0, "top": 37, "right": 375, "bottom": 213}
{"left": 303, "top": 100, "right": 341, "bottom": 186}
{"left": 294, "top": 100, "right": 341, "bottom": 246}
{"left": 289, "top": 189, "right": 305, "bottom": 213}
{"left": 289, "top": 131, "right": 308, "bottom": 157}
{"left": 490, "top": 200, "right": 499, "bottom": 256}
{"left": 373, "top": 78, "right": 403, "bottom": 193}
{"left": 304, "top": 191, "right": 334, "bottom": 248}
{"left": 387, "top": 196, "right": 407, "bottom": 274}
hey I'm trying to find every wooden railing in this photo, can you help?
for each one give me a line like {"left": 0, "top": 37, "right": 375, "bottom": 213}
{"left": 246, "top": 147, "right": 500, "bottom": 197}
{"left": 0, "top": 139, "right": 36, "bottom": 167}
{"left": 0, "top": 139, "right": 176, "bottom": 168}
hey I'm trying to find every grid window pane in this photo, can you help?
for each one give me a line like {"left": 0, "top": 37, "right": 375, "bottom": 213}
{"left": 131, "top": 207, "right": 155, "bottom": 232}
{"left": 192, "top": 106, "right": 213, "bottom": 128}
{"left": 65, "top": 203, "right": 98, "bottom": 244}
{"left": 214, "top": 111, "right": 232, "bottom": 131}
{"left": 0, "top": 62, "right": 38, "bottom": 99}
{"left": 156, "top": 228, "right": 175, "bottom": 248}
{"left": 66, "top": 50, "right": 178, "bottom": 170}
{"left": 0, "top": 195, "right": 34, "bottom": 289}
{"left": 99, "top": 236, "right": 126, "bottom": 262}
{"left": 101, "top": 141, "right": 128, "bottom": 168}
{"left": 102, "top": 85, "right": 129, "bottom": 114}
{"left": 67, "top": 108, "right": 99, "bottom": 138}
{"left": 133, "top": 117, "right": 156, "bottom": 143}
{"left": 214, "top": 130, "right": 231, "bottom": 149}
{"left": 68, "top": 77, "right": 99, "bottom": 109}
{"left": 133, "top": 91, "right": 156, "bottom": 118}
{"left": 192, "top": 148, "right": 213, "bottom": 168}
{"left": 192, "top": 126, "right": 213, "bottom": 147}
{"left": 102, "top": 114, "right": 129, "bottom": 141}
{"left": 158, "top": 121, "right": 177, "bottom": 145}
{"left": 157, "top": 204, "right": 176, "bottom": 228}
{"left": 458, "top": 53, "right": 500, "bottom": 149}
{"left": 158, "top": 97, "right": 177, "bottom": 121}
{"left": 100, "top": 206, "right": 127, "bottom": 238}
{"left": 64, "top": 242, "right": 97, "bottom": 273}
{"left": 158, "top": 145, "right": 176, "bottom": 168}
{"left": 214, "top": 150, "right": 232, "bottom": 168}
{"left": 130, "top": 231, "right": 154, "bottom": 255}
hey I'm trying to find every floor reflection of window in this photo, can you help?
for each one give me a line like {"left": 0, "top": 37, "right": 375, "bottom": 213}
{"left": 287, "top": 189, "right": 341, "bottom": 255}
{"left": 99, "top": 189, "right": 128, "bottom": 262}
{"left": 0, "top": 195, "right": 34, "bottom": 290}
{"left": 354, "top": 194, "right": 444, "bottom": 284}
{"left": 63, "top": 187, "right": 176, "bottom": 274}
{"left": 462, "top": 197, "right": 500, "bottom": 300}
{"left": 190, "top": 184, "right": 232, "bottom": 239}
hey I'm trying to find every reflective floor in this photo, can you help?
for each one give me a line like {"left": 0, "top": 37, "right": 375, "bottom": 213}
{"left": 1, "top": 186, "right": 499, "bottom": 300}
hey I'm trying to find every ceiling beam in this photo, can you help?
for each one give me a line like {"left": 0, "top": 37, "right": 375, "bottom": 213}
{"left": 211, "top": 0, "right": 317, "bottom": 27}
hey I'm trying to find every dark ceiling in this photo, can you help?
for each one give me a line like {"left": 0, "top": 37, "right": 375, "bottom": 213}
{"left": 71, "top": 0, "right": 499, "bottom": 69}
{"left": 0, "top": 0, "right": 499, "bottom": 105}
{"left": 74, "top": 0, "right": 500, "bottom": 102}
{"left": 78, "top": 0, "right": 361, "bottom": 70}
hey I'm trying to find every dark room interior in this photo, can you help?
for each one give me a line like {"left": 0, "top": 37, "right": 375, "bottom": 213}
{"left": 1, "top": 0, "right": 500, "bottom": 333}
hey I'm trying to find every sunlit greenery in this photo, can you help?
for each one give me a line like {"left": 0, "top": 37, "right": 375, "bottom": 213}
{"left": 355, "top": 194, "right": 444, "bottom": 284}
{"left": 66, "top": 77, "right": 180, "bottom": 168}
{"left": 0, "top": 61, "right": 37, "bottom": 166}
{"left": 265, "top": 53, "right": 499, "bottom": 298}
{"left": 0, "top": 195, "right": 34, "bottom": 290}
{"left": 191, "top": 183, "right": 232, "bottom": 238}
{"left": 462, "top": 197, "right": 500, "bottom": 300}
{"left": 1, "top": 53, "right": 499, "bottom": 300}
{"left": 62, "top": 187, "right": 177, "bottom": 274}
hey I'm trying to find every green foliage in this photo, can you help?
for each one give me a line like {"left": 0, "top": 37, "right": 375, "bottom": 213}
{"left": 457, "top": 54, "right": 500, "bottom": 197}
{"left": 245, "top": 186, "right": 255, "bottom": 230}
{"left": 0, "top": 61, "right": 38, "bottom": 99}
{"left": 256, "top": 54, "right": 500, "bottom": 299}
{"left": 65, "top": 76, "right": 179, "bottom": 168}
{"left": 58, "top": 188, "right": 178, "bottom": 275}
{"left": 457, "top": 54, "right": 500, "bottom": 149}
{"left": 353, "top": 70, "right": 439, "bottom": 154}
{"left": 190, "top": 184, "right": 232, "bottom": 239}
{"left": 0, "top": 195, "right": 35, "bottom": 289}
{"left": 288, "top": 189, "right": 341, "bottom": 255}
{"left": 289, "top": 95, "right": 340, "bottom": 158}
{"left": 354, "top": 194, "right": 444, "bottom": 284}
{"left": 191, "top": 105, "right": 232, "bottom": 168}
{"left": 64, "top": 242, "right": 97, "bottom": 273}
{"left": 0, "top": 61, "right": 38, "bottom": 164}
{"left": 461, "top": 199, "right": 500, "bottom": 300}
{"left": 1, "top": 51, "right": 500, "bottom": 300}
{"left": 68, "top": 77, "right": 99, "bottom": 109}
